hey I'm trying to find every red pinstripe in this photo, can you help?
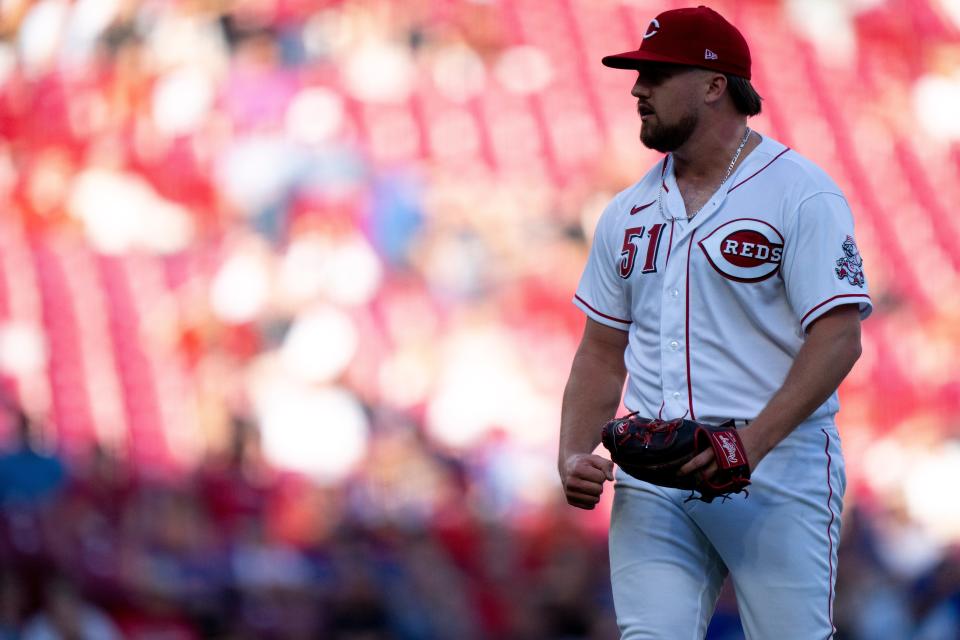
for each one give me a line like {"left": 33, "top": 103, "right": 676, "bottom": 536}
{"left": 727, "top": 147, "right": 791, "bottom": 193}
{"left": 822, "top": 429, "right": 837, "bottom": 635}
{"left": 660, "top": 156, "right": 670, "bottom": 192}
{"left": 800, "top": 294, "right": 871, "bottom": 327}
{"left": 685, "top": 229, "right": 697, "bottom": 419}
{"left": 574, "top": 294, "right": 631, "bottom": 325}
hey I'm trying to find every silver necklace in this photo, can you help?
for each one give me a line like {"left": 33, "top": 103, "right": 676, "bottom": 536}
{"left": 658, "top": 127, "right": 752, "bottom": 223}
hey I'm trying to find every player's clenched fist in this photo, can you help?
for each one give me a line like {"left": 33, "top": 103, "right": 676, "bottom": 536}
{"left": 560, "top": 453, "right": 615, "bottom": 509}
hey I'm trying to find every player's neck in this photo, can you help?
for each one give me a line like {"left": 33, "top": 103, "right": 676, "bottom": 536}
{"left": 671, "top": 119, "right": 753, "bottom": 186}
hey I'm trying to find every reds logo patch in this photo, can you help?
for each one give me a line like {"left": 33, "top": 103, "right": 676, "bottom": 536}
{"left": 835, "top": 235, "right": 865, "bottom": 288}
{"left": 698, "top": 219, "right": 784, "bottom": 282}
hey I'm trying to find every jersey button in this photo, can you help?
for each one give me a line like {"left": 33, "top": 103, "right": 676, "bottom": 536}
{"left": 670, "top": 288, "right": 680, "bottom": 298}
{"left": 672, "top": 392, "right": 681, "bottom": 401}
{"left": 669, "top": 340, "right": 679, "bottom": 350}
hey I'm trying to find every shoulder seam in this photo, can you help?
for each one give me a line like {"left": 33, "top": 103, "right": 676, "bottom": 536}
{"left": 795, "top": 190, "right": 848, "bottom": 210}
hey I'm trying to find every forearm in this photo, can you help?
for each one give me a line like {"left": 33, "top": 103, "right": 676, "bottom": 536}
{"left": 558, "top": 348, "right": 626, "bottom": 469}
{"left": 747, "top": 309, "right": 862, "bottom": 461}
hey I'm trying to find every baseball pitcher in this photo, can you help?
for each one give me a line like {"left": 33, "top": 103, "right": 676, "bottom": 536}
{"left": 558, "top": 6, "right": 871, "bottom": 638}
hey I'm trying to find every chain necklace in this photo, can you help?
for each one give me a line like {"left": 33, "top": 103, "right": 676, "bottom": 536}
{"left": 658, "top": 127, "right": 752, "bottom": 223}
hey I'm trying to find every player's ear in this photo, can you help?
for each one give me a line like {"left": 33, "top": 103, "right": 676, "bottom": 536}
{"left": 703, "top": 72, "right": 728, "bottom": 105}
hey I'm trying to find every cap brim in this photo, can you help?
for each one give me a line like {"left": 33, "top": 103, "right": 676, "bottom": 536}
{"left": 601, "top": 49, "right": 693, "bottom": 69}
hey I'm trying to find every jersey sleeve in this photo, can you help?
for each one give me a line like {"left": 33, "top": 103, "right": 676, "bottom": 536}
{"left": 781, "top": 191, "right": 873, "bottom": 333}
{"left": 573, "top": 204, "right": 632, "bottom": 330}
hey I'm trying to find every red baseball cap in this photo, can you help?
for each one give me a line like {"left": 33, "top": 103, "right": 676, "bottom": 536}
{"left": 602, "top": 6, "right": 751, "bottom": 79}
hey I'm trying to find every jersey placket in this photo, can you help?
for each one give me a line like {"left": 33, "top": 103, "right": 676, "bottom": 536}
{"left": 657, "top": 161, "right": 735, "bottom": 419}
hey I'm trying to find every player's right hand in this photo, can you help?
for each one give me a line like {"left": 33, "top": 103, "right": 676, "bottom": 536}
{"left": 560, "top": 453, "right": 615, "bottom": 510}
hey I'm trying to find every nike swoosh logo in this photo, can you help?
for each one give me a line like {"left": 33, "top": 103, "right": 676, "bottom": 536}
{"left": 631, "top": 202, "right": 654, "bottom": 215}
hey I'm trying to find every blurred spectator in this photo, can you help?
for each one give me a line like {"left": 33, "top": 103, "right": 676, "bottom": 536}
{"left": 21, "top": 576, "right": 120, "bottom": 640}
{"left": 196, "top": 415, "right": 272, "bottom": 539}
{"left": 910, "top": 551, "right": 960, "bottom": 639}
{"left": 0, "top": 571, "right": 22, "bottom": 640}
{"left": 0, "top": 406, "right": 64, "bottom": 507}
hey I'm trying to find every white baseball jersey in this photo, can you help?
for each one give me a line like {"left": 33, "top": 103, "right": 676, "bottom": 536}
{"left": 574, "top": 134, "right": 872, "bottom": 424}
{"left": 583, "top": 133, "right": 867, "bottom": 637}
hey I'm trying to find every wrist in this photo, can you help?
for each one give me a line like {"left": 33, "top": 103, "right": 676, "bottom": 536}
{"left": 558, "top": 449, "right": 583, "bottom": 471}
{"left": 739, "top": 423, "right": 777, "bottom": 466}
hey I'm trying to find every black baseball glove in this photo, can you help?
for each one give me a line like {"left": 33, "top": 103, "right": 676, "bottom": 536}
{"left": 601, "top": 413, "right": 751, "bottom": 503}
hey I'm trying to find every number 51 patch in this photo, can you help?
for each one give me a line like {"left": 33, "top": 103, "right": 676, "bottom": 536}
{"left": 619, "top": 224, "right": 666, "bottom": 278}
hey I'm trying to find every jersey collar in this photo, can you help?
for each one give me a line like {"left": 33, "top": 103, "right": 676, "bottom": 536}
{"left": 660, "top": 134, "right": 782, "bottom": 233}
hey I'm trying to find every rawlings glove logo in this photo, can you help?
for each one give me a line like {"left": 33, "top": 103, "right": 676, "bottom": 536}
{"left": 715, "top": 432, "right": 743, "bottom": 466}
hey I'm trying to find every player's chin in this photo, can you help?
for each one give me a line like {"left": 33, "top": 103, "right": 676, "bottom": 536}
{"left": 639, "top": 126, "right": 664, "bottom": 151}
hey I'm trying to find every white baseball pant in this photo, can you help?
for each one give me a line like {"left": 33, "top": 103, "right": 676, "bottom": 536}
{"left": 608, "top": 418, "right": 845, "bottom": 639}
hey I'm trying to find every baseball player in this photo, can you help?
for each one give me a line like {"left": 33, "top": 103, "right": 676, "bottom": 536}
{"left": 557, "top": 6, "right": 872, "bottom": 639}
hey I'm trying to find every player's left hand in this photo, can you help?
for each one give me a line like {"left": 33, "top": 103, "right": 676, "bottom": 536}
{"left": 678, "top": 425, "right": 767, "bottom": 482}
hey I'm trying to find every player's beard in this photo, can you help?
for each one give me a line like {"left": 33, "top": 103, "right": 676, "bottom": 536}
{"left": 640, "top": 110, "right": 699, "bottom": 153}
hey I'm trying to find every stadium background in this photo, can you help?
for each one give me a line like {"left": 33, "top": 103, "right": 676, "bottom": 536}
{"left": 0, "top": 0, "right": 958, "bottom": 637}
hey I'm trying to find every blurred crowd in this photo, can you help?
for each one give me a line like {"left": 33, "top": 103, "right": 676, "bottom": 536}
{"left": 0, "top": 0, "right": 959, "bottom": 637}
{"left": 0, "top": 405, "right": 623, "bottom": 639}
{"left": 3, "top": 403, "right": 960, "bottom": 639}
